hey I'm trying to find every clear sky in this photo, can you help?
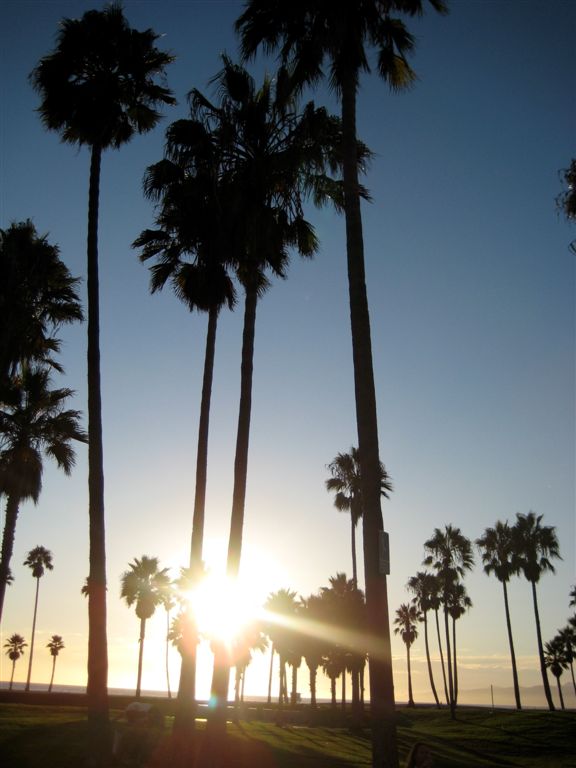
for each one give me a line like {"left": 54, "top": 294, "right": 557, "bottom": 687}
{"left": 1, "top": 0, "right": 575, "bottom": 707}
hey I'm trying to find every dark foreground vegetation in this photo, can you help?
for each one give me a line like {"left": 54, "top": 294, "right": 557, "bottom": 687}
{"left": 0, "top": 700, "right": 574, "bottom": 768}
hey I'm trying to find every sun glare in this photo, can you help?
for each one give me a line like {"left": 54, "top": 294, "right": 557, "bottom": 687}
{"left": 185, "top": 572, "right": 262, "bottom": 646}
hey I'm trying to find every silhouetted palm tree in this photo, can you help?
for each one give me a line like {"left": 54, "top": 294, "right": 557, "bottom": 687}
{"left": 299, "top": 593, "right": 328, "bottom": 709}
{"left": 556, "top": 626, "right": 576, "bottom": 695}
{"left": 30, "top": 5, "right": 174, "bottom": 734}
{"left": 394, "top": 603, "right": 419, "bottom": 707}
{"left": 446, "top": 581, "right": 472, "bottom": 705}
{"left": 0, "top": 367, "right": 86, "bottom": 621}
{"left": 513, "top": 511, "right": 561, "bottom": 711}
{"left": 135, "top": 120, "right": 237, "bottom": 732}
{"left": 23, "top": 545, "right": 53, "bottom": 690}
{"left": 4, "top": 633, "right": 27, "bottom": 690}
{"left": 194, "top": 58, "right": 343, "bottom": 730}
{"left": 236, "top": 4, "right": 448, "bottom": 762}
{"left": 120, "top": 556, "right": 171, "bottom": 698}
{"left": 544, "top": 636, "right": 568, "bottom": 710}
{"left": 424, "top": 525, "right": 473, "bottom": 718}
{"left": 476, "top": 521, "right": 522, "bottom": 709}
{"left": 46, "top": 634, "right": 65, "bottom": 692}
{"left": 325, "top": 447, "right": 392, "bottom": 586}
{"left": 231, "top": 621, "right": 267, "bottom": 706}
{"left": 264, "top": 588, "right": 299, "bottom": 707}
{"left": 407, "top": 571, "right": 441, "bottom": 708}
{"left": 0, "top": 220, "right": 83, "bottom": 380}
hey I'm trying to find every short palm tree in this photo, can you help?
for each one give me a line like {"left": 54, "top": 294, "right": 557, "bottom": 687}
{"left": 264, "top": 588, "right": 299, "bottom": 707}
{"left": 446, "top": 581, "right": 472, "bottom": 705}
{"left": 23, "top": 545, "right": 53, "bottom": 691}
{"left": 120, "top": 556, "right": 171, "bottom": 698}
{"left": 236, "top": 5, "right": 448, "bottom": 763}
{"left": 299, "top": 593, "right": 329, "bottom": 709}
{"left": 423, "top": 525, "right": 474, "bottom": 718}
{"left": 544, "top": 636, "right": 568, "bottom": 710}
{"left": 394, "top": 603, "right": 419, "bottom": 707}
{"left": 476, "top": 521, "right": 522, "bottom": 709}
{"left": 325, "top": 447, "right": 392, "bottom": 587}
{"left": 556, "top": 626, "right": 576, "bottom": 695}
{"left": 46, "top": 634, "right": 65, "bottom": 693}
{"left": 0, "top": 219, "right": 83, "bottom": 380}
{"left": 0, "top": 367, "right": 86, "bottom": 621}
{"left": 513, "top": 511, "right": 561, "bottom": 711}
{"left": 4, "top": 633, "right": 27, "bottom": 690}
{"left": 30, "top": 5, "right": 175, "bottom": 730}
{"left": 406, "top": 571, "right": 441, "bottom": 708}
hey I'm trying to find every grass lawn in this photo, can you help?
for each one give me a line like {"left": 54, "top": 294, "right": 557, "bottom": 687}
{"left": 0, "top": 703, "right": 574, "bottom": 767}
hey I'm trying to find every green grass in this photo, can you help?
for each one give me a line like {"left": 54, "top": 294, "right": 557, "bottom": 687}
{"left": 0, "top": 704, "right": 575, "bottom": 767}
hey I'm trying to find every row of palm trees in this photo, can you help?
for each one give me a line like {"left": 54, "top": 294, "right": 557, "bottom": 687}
{"left": 392, "top": 514, "right": 565, "bottom": 716}
{"left": 20, "top": 3, "right": 449, "bottom": 766}
{"left": 4, "top": 632, "right": 64, "bottom": 693}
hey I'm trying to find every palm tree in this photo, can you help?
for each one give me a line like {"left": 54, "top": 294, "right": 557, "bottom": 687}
{"left": 556, "top": 626, "right": 576, "bottom": 695}
{"left": 264, "top": 588, "right": 299, "bottom": 707}
{"left": 30, "top": 5, "right": 175, "bottom": 735}
{"left": 135, "top": 120, "right": 237, "bottom": 733}
{"left": 406, "top": 571, "right": 441, "bottom": 708}
{"left": 120, "top": 556, "right": 171, "bottom": 698}
{"left": 325, "top": 447, "right": 392, "bottom": 586}
{"left": 423, "top": 525, "right": 474, "bottom": 718}
{"left": 157, "top": 579, "right": 177, "bottom": 699}
{"left": 236, "top": 5, "right": 448, "bottom": 764}
{"left": 46, "top": 634, "right": 65, "bottom": 693}
{"left": 192, "top": 59, "right": 344, "bottom": 729}
{"left": 445, "top": 581, "right": 472, "bottom": 705}
{"left": 394, "top": 603, "right": 419, "bottom": 707}
{"left": 231, "top": 621, "right": 268, "bottom": 707}
{"left": 299, "top": 593, "right": 328, "bottom": 709}
{"left": 0, "top": 367, "right": 86, "bottom": 621}
{"left": 0, "top": 219, "right": 83, "bottom": 380}
{"left": 4, "top": 633, "right": 27, "bottom": 690}
{"left": 476, "top": 521, "right": 522, "bottom": 709}
{"left": 513, "top": 511, "right": 561, "bottom": 711}
{"left": 544, "top": 636, "right": 568, "bottom": 710}
{"left": 23, "top": 545, "right": 53, "bottom": 691}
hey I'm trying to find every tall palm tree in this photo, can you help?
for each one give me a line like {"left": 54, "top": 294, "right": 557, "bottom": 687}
{"left": 445, "top": 581, "right": 471, "bottom": 705}
{"left": 544, "top": 636, "right": 568, "bottom": 710}
{"left": 0, "top": 220, "right": 83, "bottom": 381}
{"left": 192, "top": 59, "right": 344, "bottom": 730}
{"left": 513, "top": 511, "right": 561, "bottom": 711}
{"left": 325, "top": 446, "right": 392, "bottom": 586}
{"left": 135, "top": 121, "right": 237, "bottom": 733}
{"left": 157, "top": 579, "right": 177, "bottom": 699}
{"left": 236, "top": 5, "right": 448, "bottom": 764}
{"left": 30, "top": 5, "right": 175, "bottom": 737}
{"left": 46, "top": 634, "right": 65, "bottom": 693}
{"left": 120, "top": 556, "right": 171, "bottom": 698}
{"left": 476, "top": 521, "right": 522, "bottom": 709}
{"left": 423, "top": 525, "right": 473, "bottom": 718}
{"left": 393, "top": 603, "right": 419, "bottom": 707}
{"left": 23, "top": 545, "right": 53, "bottom": 691}
{"left": 406, "top": 571, "right": 441, "bottom": 708}
{"left": 4, "top": 633, "right": 27, "bottom": 690}
{"left": 0, "top": 367, "right": 86, "bottom": 621}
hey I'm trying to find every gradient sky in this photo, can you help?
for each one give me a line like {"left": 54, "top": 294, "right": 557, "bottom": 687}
{"left": 1, "top": 0, "right": 575, "bottom": 706}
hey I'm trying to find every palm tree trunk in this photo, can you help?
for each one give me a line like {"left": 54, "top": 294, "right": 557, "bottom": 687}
{"left": 331, "top": 676, "right": 336, "bottom": 708}
{"left": 0, "top": 494, "right": 20, "bottom": 623}
{"left": 452, "top": 616, "right": 458, "bottom": 705}
{"left": 423, "top": 612, "right": 441, "bottom": 708}
{"left": 531, "top": 581, "right": 555, "bottom": 710}
{"left": 86, "top": 143, "right": 110, "bottom": 759}
{"left": 165, "top": 608, "right": 171, "bottom": 699}
{"left": 351, "top": 515, "right": 358, "bottom": 587}
{"left": 502, "top": 580, "right": 522, "bottom": 709}
{"left": 267, "top": 644, "right": 274, "bottom": 703}
{"left": 341, "top": 667, "right": 346, "bottom": 711}
{"left": 341, "top": 71, "right": 398, "bottom": 768}
{"left": 435, "top": 608, "right": 449, "bottom": 705}
{"left": 310, "top": 665, "right": 317, "bottom": 708}
{"left": 49, "top": 656, "right": 56, "bottom": 693}
{"left": 208, "top": 287, "right": 258, "bottom": 739}
{"left": 291, "top": 663, "right": 298, "bottom": 707}
{"left": 175, "top": 308, "right": 219, "bottom": 737}
{"left": 25, "top": 577, "right": 40, "bottom": 691}
{"left": 569, "top": 660, "right": 576, "bottom": 695}
{"left": 443, "top": 606, "right": 455, "bottom": 719}
{"left": 136, "top": 617, "right": 146, "bottom": 698}
{"left": 555, "top": 675, "right": 565, "bottom": 710}
{"left": 10, "top": 660, "right": 16, "bottom": 690}
{"left": 406, "top": 645, "right": 414, "bottom": 707}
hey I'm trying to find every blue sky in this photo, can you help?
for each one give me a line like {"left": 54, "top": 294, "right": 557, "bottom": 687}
{"left": 1, "top": 0, "right": 575, "bottom": 705}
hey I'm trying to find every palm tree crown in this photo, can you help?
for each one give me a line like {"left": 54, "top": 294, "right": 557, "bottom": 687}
{"left": 513, "top": 511, "right": 561, "bottom": 585}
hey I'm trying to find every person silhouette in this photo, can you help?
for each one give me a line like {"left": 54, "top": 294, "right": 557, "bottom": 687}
{"left": 405, "top": 742, "right": 434, "bottom": 768}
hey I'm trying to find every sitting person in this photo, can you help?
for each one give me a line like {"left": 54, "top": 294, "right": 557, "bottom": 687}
{"left": 405, "top": 742, "right": 434, "bottom": 768}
